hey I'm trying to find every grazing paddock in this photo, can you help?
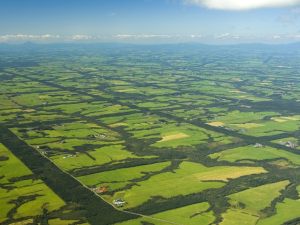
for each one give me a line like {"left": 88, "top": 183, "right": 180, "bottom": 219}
{"left": 110, "top": 162, "right": 266, "bottom": 208}
{"left": 207, "top": 121, "right": 225, "bottom": 127}
{"left": 158, "top": 132, "right": 189, "bottom": 142}
{"left": 210, "top": 145, "right": 300, "bottom": 165}
{"left": 116, "top": 202, "right": 215, "bottom": 225}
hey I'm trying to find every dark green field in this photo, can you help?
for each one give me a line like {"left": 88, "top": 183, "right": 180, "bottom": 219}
{"left": 1, "top": 43, "right": 300, "bottom": 225}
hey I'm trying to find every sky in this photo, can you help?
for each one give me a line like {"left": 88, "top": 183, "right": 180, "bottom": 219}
{"left": 0, "top": 0, "right": 300, "bottom": 44}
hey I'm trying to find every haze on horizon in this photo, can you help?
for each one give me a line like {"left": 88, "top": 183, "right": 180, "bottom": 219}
{"left": 1, "top": 0, "right": 300, "bottom": 44}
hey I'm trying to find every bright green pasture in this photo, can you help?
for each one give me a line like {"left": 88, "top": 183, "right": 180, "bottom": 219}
{"left": 211, "top": 111, "right": 300, "bottom": 137}
{"left": 210, "top": 110, "right": 278, "bottom": 124}
{"left": 257, "top": 198, "right": 300, "bottom": 225}
{"left": 102, "top": 112, "right": 233, "bottom": 147}
{"left": 14, "top": 181, "right": 65, "bottom": 219}
{"left": 150, "top": 123, "right": 232, "bottom": 148}
{"left": 0, "top": 95, "right": 20, "bottom": 110}
{"left": 219, "top": 209, "right": 259, "bottom": 225}
{"left": 13, "top": 121, "right": 122, "bottom": 152}
{"left": 11, "top": 91, "right": 91, "bottom": 107}
{"left": 45, "top": 101, "right": 133, "bottom": 116}
{"left": 20, "top": 111, "right": 67, "bottom": 123}
{"left": 116, "top": 202, "right": 215, "bottom": 225}
{"left": 210, "top": 145, "right": 300, "bottom": 165}
{"left": 243, "top": 120, "right": 300, "bottom": 137}
{"left": 229, "top": 180, "right": 289, "bottom": 212}
{"left": 78, "top": 161, "right": 170, "bottom": 189}
{"left": 0, "top": 143, "right": 32, "bottom": 182}
{"left": 51, "top": 144, "right": 154, "bottom": 171}
{"left": 111, "top": 162, "right": 265, "bottom": 208}
{"left": 0, "top": 143, "right": 66, "bottom": 222}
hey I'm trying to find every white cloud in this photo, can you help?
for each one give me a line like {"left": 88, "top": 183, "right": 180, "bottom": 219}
{"left": 272, "top": 35, "right": 281, "bottom": 39}
{"left": 190, "top": 34, "right": 203, "bottom": 38}
{"left": 71, "top": 34, "right": 93, "bottom": 40}
{"left": 185, "top": 0, "right": 300, "bottom": 10}
{"left": 0, "top": 34, "right": 60, "bottom": 42}
{"left": 286, "top": 34, "right": 300, "bottom": 39}
{"left": 113, "top": 34, "right": 173, "bottom": 39}
{"left": 215, "top": 33, "right": 240, "bottom": 39}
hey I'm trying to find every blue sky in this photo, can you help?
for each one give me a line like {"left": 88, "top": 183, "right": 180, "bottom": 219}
{"left": 0, "top": 0, "right": 300, "bottom": 43}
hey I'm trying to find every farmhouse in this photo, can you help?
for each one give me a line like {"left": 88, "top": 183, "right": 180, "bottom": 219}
{"left": 113, "top": 199, "right": 126, "bottom": 207}
{"left": 254, "top": 143, "right": 263, "bottom": 148}
{"left": 94, "top": 186, "right": 109, "bottom": 194}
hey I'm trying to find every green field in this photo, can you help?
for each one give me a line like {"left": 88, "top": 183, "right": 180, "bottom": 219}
{"left": 210, "top": 145, "right": 300, "bottom": 166}
{"left": 1, "top": 44, "right": 300, "bottom": 224}
{"left": 116, "top": 202, "right": 215, "bottom": 225}
{"left": 104, "top": 161, "right": 266, "bottom": 208}
{"left": 0, "top": 143, "right": 88, "bottom": 224}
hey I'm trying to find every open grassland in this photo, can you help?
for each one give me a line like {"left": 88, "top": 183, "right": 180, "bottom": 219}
{"left": 210, "top": 111, "right": 278, "bottom": 125}
{"left": 116, "top": 202, "right": 215, "bottom": 225}
{"left": 101, "top": 113, "right": 233, "bottom": 148}
{"left": 219, "top": 209, "right": 259, "bottom": 225}
{"left": 0, "top": 143, "right": 87, "bottom": 224}
{"left": 219, "top": 180, "right": 291, "bottom": 225}
{"left": 210, "top": 145, "right": 300, "bottom": 166}
{"left": 158, "top": 132, "right": 190, "bottom": 142}
{"left": 108, "top": 162, "right": 266, "bottom": 208}
{"left": 2, "top": 44, "right": 300, "bottom": 224}
{"left": 228, "top": 180, "right": 290, "bottom": 212}
{"left": 208, "top": 111, "right": 300, "bottom": 137}
{"left": 78, "top": 161, "right": 171, "bottom": 190}
{"left": 12, "top": 121, "right": 156, "bottom": 172}
{"left": 257, "top": 198, "right": 300, "bottom": 225}
{"left": 51, "top": 144, "right": 154, "bottom": 171}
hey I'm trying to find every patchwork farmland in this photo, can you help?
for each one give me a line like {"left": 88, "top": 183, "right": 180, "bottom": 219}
{"left": 1, "top": 44, "right": 300, "bottom": 224}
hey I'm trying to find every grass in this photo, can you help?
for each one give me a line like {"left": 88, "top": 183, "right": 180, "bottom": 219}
{"left": 158, "top": 132, "right": 190, "bottom": 142}
{"left": 229, "top": 180, "right": 289, "bottom": 212}
{"left": 14, "top": 182, "right": 65, "bottom": 219}
{"left": 110, "top": 162, "right": 266, "bottom": 208}
{"left": 210, "top": 110, "right": 278, "bottom": 124}
{"left": 210, "top": 145, "right": 300, "bottom": 165}
{"left": 48, "top": 218, "right": 81, "bottom": 225}
{"left": 220, "top": 209, "right": 259, "bottom": 225}
{"left": 257, "top": 198, "right": 300, "bottom": 225}
{"left": 207, "top": 121, "right": 225, "bottom": 127}
{"left": 0, "top": 143, "right": 66, "bottom": 222}
{"left": 219, "top": 180, "right": 290, "bottom": 225}
{"left": 101, "top": 113, "right": 233, "bottom": 148}
{"left": 0, "top": 143, "right": 32, "bottom": 182}
{"left": 116, "top": 202, "right": 215, "bottom": 225}
{"left": 52, "top": 144, "right": 154, "bottom": 171}
{"left": 78, "top": 161, "right": 170, "bottom": 189}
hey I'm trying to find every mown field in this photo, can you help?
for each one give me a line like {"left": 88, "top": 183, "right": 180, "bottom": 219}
{"left": 1, "top": 43, "right": 300, "bottom": 224}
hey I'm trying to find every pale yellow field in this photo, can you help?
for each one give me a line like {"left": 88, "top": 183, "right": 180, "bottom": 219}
{"left": 194, "top": 166, "right": 267, "bottom": 182}
{"left": 233, "top": 123, "right": 264, "bottom": 129}
{"left": 9, "top": 219, "right": 34, "bottom": 225}
{"left": 158, "top": 132, "right": 189, "bottom": 142}
{"left": 109, "top": 122, "right": 128, "bottom": 128}
{"left": 229, "top": 90, "right": 245, "bottom": 94}
{"left": 23, "top": 109, "right": 36, "bottom": 113}
{"left": 271, "top": 116, "right": 300, "bottom": 123}
{"left": 207, "top": 121, "right": 225, "bottom": 127}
